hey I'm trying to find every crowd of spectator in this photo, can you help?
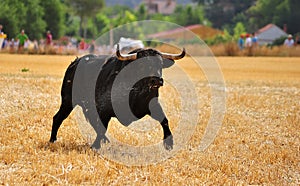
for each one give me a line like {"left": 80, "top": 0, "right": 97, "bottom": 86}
{"left": 238, "top": 33, "right": 259, "bottom": 50}
{"left": 0, "top": 24, "right": 112, "bottom": 55}
{"left": 237, "top": 32, "right": 298, "bottom": 51}
{"left": 0, "top": 23, "right": 299, "bottom": 56}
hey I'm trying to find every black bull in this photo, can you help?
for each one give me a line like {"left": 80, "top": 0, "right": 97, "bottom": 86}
{"left": 49, "top": 46, "right": 185, "bottom": 150}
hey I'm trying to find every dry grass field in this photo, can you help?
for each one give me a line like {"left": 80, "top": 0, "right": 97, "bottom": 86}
{"left": 0, "top": 54, "right": 299, "bottom": 185}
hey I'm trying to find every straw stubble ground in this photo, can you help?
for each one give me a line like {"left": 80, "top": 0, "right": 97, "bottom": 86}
{"left": 0, "top": 54, "right": 299, "bottom": 185}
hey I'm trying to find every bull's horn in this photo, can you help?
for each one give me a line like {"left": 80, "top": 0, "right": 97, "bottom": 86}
{"left": 160, "top": 48, "right": 186, "bottom": 60}
{"left": 116, "top": 44, "right": 137, "bottom": 61}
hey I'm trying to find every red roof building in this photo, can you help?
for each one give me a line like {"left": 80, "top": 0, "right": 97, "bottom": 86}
{"left": 256, "top": 24, "right": 287, "bottom": 45}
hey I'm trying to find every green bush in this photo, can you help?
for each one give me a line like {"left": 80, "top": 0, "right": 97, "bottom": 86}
{"left": 271, "top": 36, "right": 287, "bottom": 46}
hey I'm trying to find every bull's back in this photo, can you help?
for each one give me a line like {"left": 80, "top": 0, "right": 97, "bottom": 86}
{"left": 60, "top": 57, "right": 80, "bottom": 99}
{"left": 72, "top": 55, "right": 108, "bottom": 106}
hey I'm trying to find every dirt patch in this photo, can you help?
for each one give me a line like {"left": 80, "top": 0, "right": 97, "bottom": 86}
{"left": 0, "top": 54, "right": 299, "bottom": 185}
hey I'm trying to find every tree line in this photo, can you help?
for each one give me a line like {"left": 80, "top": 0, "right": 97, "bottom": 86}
{"left": 0, "top": 0, "right": 299, "bottom": 42}
{"left": 193, "top": 0, "right": 300, "bottom": 34}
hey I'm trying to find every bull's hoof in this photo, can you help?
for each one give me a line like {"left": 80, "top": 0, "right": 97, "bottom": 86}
{"left": 163, "top": 135, "right": 173, "bottom": 150}
{"left": 91, "top": 141, "right": 100, "bottom": 150}
{"left": 91, "top": 135, "right": 110, "bottom": 150}
{"left": 100, "top": 135, "right": 110, "bottom": 145}
{"left": 49, "top": 138, "right": 56, "bottom": 143}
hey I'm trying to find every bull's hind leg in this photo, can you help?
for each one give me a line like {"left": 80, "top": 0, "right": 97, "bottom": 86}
{"left": 90, "top": 115, "right": 110, "bottom": 149}
{"left": 50, "top": 99, "right": 73, "bottom": 143}
{"left": 149, "top": 101, "right": 173, "bottom": 150}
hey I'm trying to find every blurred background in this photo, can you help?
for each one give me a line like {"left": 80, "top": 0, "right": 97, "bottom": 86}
{"left": 0, "top": 0, "right": 299, "bottom": 56}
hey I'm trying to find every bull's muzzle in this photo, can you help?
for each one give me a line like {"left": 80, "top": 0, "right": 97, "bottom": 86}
{"left": 159, "top": 78, "right": 164, "bottom": 86}
{"left": 149, "top": 77, "right": 164, "bottom": 89}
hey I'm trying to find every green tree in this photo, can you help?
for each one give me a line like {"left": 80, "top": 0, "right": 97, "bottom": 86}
{"left": 21, "top": 0, "right": 46, "bottom": 40}
{"left": 247, "top": 0, "right": 300, "bottom": 34}
{"left": 40, "top": 0, "right": 65, "bottom": 39}
{"left": 110, "top": 10, "right": 138, "bottom": 36}
{"left": 92, "top": 5, "right": 137, "bottom": 42}
{"left": 247, "top": 0, "right": 282, "bottom": 31}
{"left": 64, "top": 15, "right": 80, "bottom": 37}
{"left": 65, "top": 0, "right": 104, "bottom": 38}
{"left": 192, "top": 0, "right": 256, "bottom": 28}
{"left": 1, "top": 0, "right": 46, "bottom": 40}
{"left": 136, "top": 3, "right": 147, "bottom": 20}
{"left": 172, "top": 5, "right": 209, "bottom": 26}
{"left": 287, "top": 0, "right": 300, "bottom": 34}
{"left": 233, "top": 22, "right": 246, "bottom": 40}
{"left": 0, "top": 0, "right": 27, "bottom": 38}
{"left": 94, "top": 13, "right": 110, "bottom": 36}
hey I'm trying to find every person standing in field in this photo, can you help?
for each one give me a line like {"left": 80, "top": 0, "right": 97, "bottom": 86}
{"left": 284, "top": 34, "right": 294, "bottom": 47}
{"left": 252, "top": 33, "right": 258, "bottom": 48}
{"left": 79, "top": 38, "right": 85, "bottom": 50}
{"left": 238, "top": 34, "right": 244, "bottom": 50}
{"left": 0, "top": 24, "right": 7, "bottom": 50}
{"left": 78, "top": 38, "right": 86, "bottom": 54}
{"left": 245, "top": 33, "right": 252, "bottom": 48}
{"left": 16, "top": 29, "right": 29, "bottom": 53}
{"left": 46, "top": 30, "right": 53, "bottom": 46}
{"left": 45, "top": 30, "right": 53, "bottom": 53}
{"left": 89, "top": 40, "right": 95, "bottom": 54}
{"left": 245, "top": 33, "right": 254, "bottom": 56}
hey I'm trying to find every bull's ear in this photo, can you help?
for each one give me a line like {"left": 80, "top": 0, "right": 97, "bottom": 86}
{"left": 163, "top": 58, "right": 175, "bottom": 68}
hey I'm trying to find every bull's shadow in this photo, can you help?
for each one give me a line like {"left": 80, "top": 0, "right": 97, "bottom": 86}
{"left": 39, "top": 140, "right": 96, "bottom": 155}
{"left": 49, "top": 46, "right": 185, "bottom": 151}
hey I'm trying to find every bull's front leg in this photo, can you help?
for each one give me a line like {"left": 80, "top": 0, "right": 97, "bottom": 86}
{"left": 149, "top": 101, "right": 173, "bottom": 150}
{"left": 160, "top": 118, "right": 173, "bottom": 150}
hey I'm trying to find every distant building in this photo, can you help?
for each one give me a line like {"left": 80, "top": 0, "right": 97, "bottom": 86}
{"left": 143, "top": 0, "right": 176, "bottom": 15}
{"left": 256, "top": 24, "right": 287, "bottom": 45}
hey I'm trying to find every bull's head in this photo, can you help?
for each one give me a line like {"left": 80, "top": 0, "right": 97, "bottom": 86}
{"left": 116, "top": 44, "right": 186, "bottom": 61}
{"left": 116, "top": 44, "right": 185, "bottom": 91}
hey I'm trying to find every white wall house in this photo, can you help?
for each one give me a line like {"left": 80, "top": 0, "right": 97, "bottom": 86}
{"left": 256, "top": 24, "right": 287, "bottom": 45}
